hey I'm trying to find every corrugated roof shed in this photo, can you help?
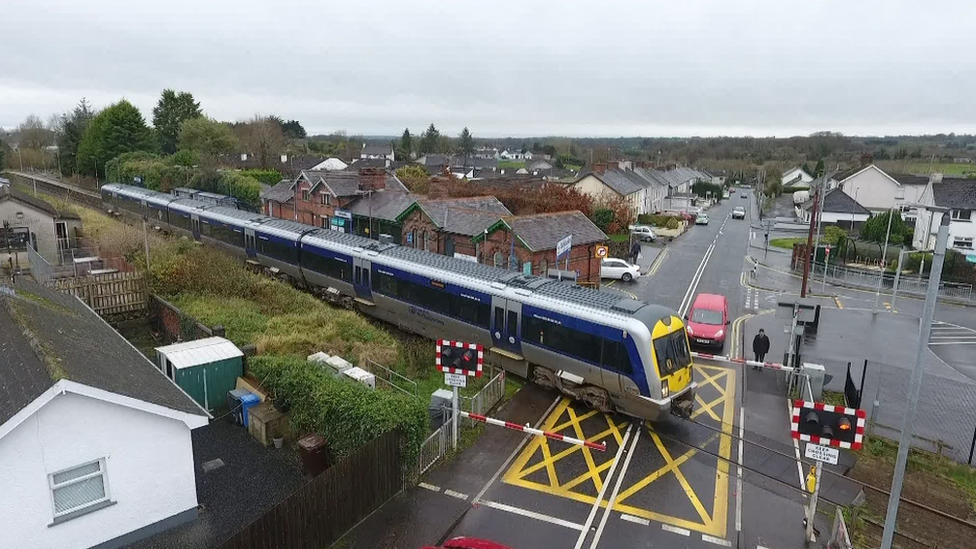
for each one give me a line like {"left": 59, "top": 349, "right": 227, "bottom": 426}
{"left": 156, "top": 337, "right": 244, "bottom": 370}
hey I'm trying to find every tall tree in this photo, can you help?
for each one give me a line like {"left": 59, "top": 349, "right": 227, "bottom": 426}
{"left": 457, "top": 127, "right": 474, "bottom": 159}
{"left": 18, "top": 114, "right": 51, "bottom": 150}
{"left": 397, "top": 128, "right": 412, "bottom": 160}
{"left": 77, "top": 99, "right": 155, "bottom": 177}
{"left": 237, "top": 115, "right": 286, "bottom": 169}
{"left": 813, "top": 159, "right": 825, "bottom": 177}
{"left": 418, "top": 123, "right": 441, "bottom": 155}
{"left": 281, "top": 120, "right": 306, "bottom": 139}
{"left": 178, "top": 117, "right": 239, "bottom": 164}
{"left": 152, "top": 89, "right": 202, "bottom": 154}
{"left": 57, "top": 98, "right": 95, "bottom": 176}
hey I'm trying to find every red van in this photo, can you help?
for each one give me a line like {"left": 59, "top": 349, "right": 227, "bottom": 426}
{"left": 685, "top": 293, "right": 730, "bottom": 350}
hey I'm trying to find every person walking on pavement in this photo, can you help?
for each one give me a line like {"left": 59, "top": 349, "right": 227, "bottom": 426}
{"left": 752, "top": 329, "right": 770, "bottom": 369}
{"left": 630, "top": 240, "right": 642, "bottom": 267}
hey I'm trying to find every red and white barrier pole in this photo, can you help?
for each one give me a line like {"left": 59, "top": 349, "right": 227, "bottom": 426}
{"left": 691, "top": 351, "right": 788, "bottom": 371}
{"left": 460, "top": 411, "right": 607, "bottom": 452}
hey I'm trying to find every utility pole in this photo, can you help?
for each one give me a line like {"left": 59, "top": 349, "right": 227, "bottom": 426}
{"left": 879, "top": 214, "right": 950, "bottom": 549}
{"left": 801, "top": 185, "right": 820, "bottom": 298}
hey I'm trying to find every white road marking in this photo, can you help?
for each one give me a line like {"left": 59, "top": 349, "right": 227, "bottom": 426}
{"left": 619, "top": 514, "right": 650, "bottom": 526}
{"left": 472, "top": 396, "right": 561, "bottom": 504}
{"left": 788, "top": 400, "right": 805, "bottom": 489}
{"left": 736, "top": 407, "right": 744, "bottom": 532}
{"left": 419, "top": 482, "right": 440, "bottom": 492}
{"left": 661, "top": 524, "right": 691, "bottom": 536}
{"left": 702, "top": 534, "right": 733, "bottom": 547}
{"left": 758, "top": 545, "right": 774, "bottom": 549}
{"left": 588, "top": 427, "right": 642, "bottom": 549}
{"left": 444, "top": 489, "right": 468, "bottom": 500}
{"left": 573, "top": 424, "right": 634, "bottom": 549}
{"left": 479, "top": 499, "right": 585, "bottom": 531}
{"left": 679, "top": 240, "right": 719, "bottom": 316}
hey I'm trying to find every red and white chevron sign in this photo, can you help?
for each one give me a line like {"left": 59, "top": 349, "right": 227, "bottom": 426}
{"left": 435, "top": 339, "right": 484, "bottom": 377}
{"left": 791, "top": 400, "right": 866, "bottom": 450}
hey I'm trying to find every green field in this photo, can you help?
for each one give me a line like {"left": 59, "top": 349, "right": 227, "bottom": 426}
{"left": 877, "top": 161, "right": 976, "bottom": 176}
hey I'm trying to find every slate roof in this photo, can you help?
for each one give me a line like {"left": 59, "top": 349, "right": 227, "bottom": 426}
{"left": 933, "top": 178, "right": 976, "bottom": 209}
{"left": 633, "top": 168, "right": 670, "bottom": 189}
{"left": 260, "top": 179, "right": 295, "bottom": 203}
{"left": 351, "top": 158, "right": 388, "bottom": 169}
{"left": 584, "top": 169, "right": 644, "bottom": 196}
{"left": 415, "top": 197, "right": 513, "bottom": 236}
{"left": 345, "top": 191, "right": 419, "bottom": 221}
{"left": 0, "top": 279, "right": 205, "bottom": 426}
{"left": 362, "top": 143, "right": 393, "bottom": 156}
{"left": 801, "top": 188, "right": 871, "bottom": 215}
{"left": 0, "top": 185, "right": 81, "bottom": 219}
{"left": 503, "top": 211, "right": 608, "bottom": 252}
{"left": 890, "top": 173, "right": 930, "bottom": 185}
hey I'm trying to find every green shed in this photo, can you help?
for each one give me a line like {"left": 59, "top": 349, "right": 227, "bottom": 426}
{"left": 155, "top": 337, "right": 244, "bottom": 412}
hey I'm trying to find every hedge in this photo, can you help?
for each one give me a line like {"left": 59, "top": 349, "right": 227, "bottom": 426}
{"left": 247, "top": 354, "right": 428, "bottom": 471}
{"left": 637, "top": 214, "right": 683, "bottom": 227}
{"left": 239, "top": 169, "right": 284, "bottom": 186}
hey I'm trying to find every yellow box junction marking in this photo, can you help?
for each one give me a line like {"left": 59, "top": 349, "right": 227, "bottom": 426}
{"left": 503, "top": 399, "right": 629, "bottom": 505}
{"left": 503, "top": 365, "right": 736, "bottom": 537}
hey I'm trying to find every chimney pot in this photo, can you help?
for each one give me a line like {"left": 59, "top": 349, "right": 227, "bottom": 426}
{"left": 594, "top": 163, "right": 607, "bottom": 174}
{"left": 930, "top": 172, "right": 944, "bottom": 184}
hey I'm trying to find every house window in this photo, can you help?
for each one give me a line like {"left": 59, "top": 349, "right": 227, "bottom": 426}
{"left": 302, "top": 189, "right": 311, "bottom": 201}
{"left": 319, "top": 193, "right": 330, "bottom": 205}
{"left": 49, "top": 459, "right": 111, "bottom": 521}
{"left": 951, "top": 209, "right": 972, "bottom": 222}
{"left": 953, "top": 237, "right": 974, "bottom": 250}
{"left": 493, "top": 251, "right": 504, "bottom": 267}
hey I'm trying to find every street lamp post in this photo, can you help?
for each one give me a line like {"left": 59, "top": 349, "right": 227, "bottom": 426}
{"left": 850, "top": 187, "right": 860, "bottom": 233}
{"left": 874, "top": 192, "right": 905, "bottom": 311}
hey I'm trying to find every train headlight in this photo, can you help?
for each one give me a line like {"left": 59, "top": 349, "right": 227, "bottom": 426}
{"left": 661, "top": 381, "right": 669, "bottom": 398}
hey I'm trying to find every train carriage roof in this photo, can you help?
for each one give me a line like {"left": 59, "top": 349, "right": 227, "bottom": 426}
{"left": 300, "top": 228, "right": 377, "bottom": 250}
{"left": 253, "top": 217, "right": 316, "bottom": 241}
{"left": 168, "top": 198, "right": 215, "bottom": 214}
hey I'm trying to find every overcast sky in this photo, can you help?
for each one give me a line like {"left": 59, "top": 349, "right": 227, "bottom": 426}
{"left": 2, "top": 1, "right": 975, "bottom": 138}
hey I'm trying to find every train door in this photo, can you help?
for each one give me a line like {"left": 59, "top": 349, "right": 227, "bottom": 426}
{"left": 244, "top": 228, "right": 257, "bottom": 259}
{"left": 491, "top": 299, "right": 522, "bottom": 354}
{"left": 353, "top": 257, "right": 372, "bottom": 301}
{"left": 190, "top": 214, "right": 201, "bottom": 240}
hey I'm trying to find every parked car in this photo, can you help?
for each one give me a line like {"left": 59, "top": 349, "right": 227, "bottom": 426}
{"left": 695, "top": 214, "right": 709, "bottom": 225}
{"left": 685, "top": 293, "right": 730, "bottom": 350}
{"left": 630, "top": 225, "right": 657, "bottom": 242}
{"left": 601, "top": 258, "right": 641, "bottom": 282}
{"left": 732, "top": 206, "right": 746, "bottom": 219}
{"left": 422, "top": 538, "right": 513, "bottom": 549}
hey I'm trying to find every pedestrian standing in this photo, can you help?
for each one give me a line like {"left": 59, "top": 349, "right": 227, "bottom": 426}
{"left": 752, "top": 328, "right": 770, "bottom": 369}
{"left": 630, "top": 240, "right": 641, "bottom": 266}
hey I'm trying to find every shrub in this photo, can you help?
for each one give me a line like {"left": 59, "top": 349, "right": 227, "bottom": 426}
{"left": 592, "top": 209, "right": 614, "bottom": 232}
{"left": 189, "top": 170, "right": 262, "bottom": 207}
{"left": 239, "top": 169, "right": 284, "bottom": 186}
{"left": 666, "top": 218, "right": 680, "bottom": 230}
{"left": 247, "top": 355, "right": 428, "bottom": 471}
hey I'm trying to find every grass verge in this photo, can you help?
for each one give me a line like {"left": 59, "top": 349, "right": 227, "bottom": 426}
{"left": 769, "top": 237, "right": 807, "bottom": 249}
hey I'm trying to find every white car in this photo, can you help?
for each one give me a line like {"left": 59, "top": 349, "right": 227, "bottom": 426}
{"left": 601, "top": 258, "right": 641, "bottom": 282}
{"left": 732, "top": 206, "right": 746, "bottom": 219}
{"left": 696, "top": 214, "right": 709, "bottom": 225}
{"left": 630, "top": 225, "right": 657, "bottom": 242}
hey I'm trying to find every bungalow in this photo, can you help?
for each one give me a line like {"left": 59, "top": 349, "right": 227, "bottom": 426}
{"left": 783, "top": 167, "right": 814, "bottom": 189}
{"left": 361, "top": 143, "right": 395, "bottom": 163}
{"left": 0, "top": 279, "right": 209, "bottom": 549}
{"left": 797, "top": 188, "right": 872, "bottom": 233}
{"left": 0, "top": 185, "right": 82, "bottom": 262}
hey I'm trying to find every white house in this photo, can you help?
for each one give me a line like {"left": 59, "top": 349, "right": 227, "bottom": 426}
{"left": 796, "top": 188, "right": 872, "bottom": 231}
{"left": 572, "top": 165, "right": 647, "bottom": 217}
{"left": 361, "top": 143, "right": 395, "bottom": 162}
{"left": 499, "top": 149, "right": 526, "bottom": 161}
{"left": 0, "top": 185, "right": 82, "bottom": 263}
{"left": 783, "top": 167, "right": 814, "bottom": 188}
{"left": 0, "top": 280, "right": 209, "bottom": 549}
{"left": 307, "top": 157, "right": 349, "bottom": 171}
{"left": 836, "top": 165, "right": 931, "bottom": 223}
{"left": 912, "top": 176, "right": 976, "bottom": 253}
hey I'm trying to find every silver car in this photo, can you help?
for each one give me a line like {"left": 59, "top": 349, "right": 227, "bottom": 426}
{"left": 732, "top": 206, "right": 746, "bottom": 219}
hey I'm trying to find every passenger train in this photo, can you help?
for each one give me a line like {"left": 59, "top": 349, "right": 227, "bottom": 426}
{"left": 102, "top": 183, "right": 697, "bottom": 420}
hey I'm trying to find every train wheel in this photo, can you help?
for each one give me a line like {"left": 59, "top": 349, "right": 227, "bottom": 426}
{"left": 580, "top": 386, "right": 613, "bottom": 414}
{"left": 530, "top": 365, "right": 557, "bottom": 389}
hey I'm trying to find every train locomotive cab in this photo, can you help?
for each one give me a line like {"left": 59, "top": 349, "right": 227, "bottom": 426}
{"left": 629, "top": 306, "right": 696, "bottom": 421}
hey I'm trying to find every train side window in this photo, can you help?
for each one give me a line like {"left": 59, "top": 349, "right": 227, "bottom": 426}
{"left": 362, "top": 269, "right": 369, "bottom": 288}
{"left": 494, "top": 307, "right": 504, "bottom": 331}
{"left": 355, "top": 266, "right": 361, "bottom": 285}
{"left": 601, "top": 340, "right": 633, "bottom": 375}
{"left": 507, "top": 311, "right": 518, "bottom": 336}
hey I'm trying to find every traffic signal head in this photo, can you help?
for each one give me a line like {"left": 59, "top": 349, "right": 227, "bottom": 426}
{"left": 792, "top": 400, "right": 865, "bottom": 449}
{"left": 436, "top": 340, "right": 484, "bottom": 377}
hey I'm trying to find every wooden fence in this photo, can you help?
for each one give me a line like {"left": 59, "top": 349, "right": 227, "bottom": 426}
{"left": 54, "top": 271, "right": 148, "bottom": 315}
{"left": 218, "top": 430, "right": 404, "bottom": 549}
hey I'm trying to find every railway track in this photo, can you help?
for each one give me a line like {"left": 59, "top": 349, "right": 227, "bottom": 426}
{"left": 3, "top": 170, "right": 103, "bottom": 209}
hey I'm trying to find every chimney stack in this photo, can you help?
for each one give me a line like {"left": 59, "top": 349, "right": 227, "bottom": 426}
{"left": 930, "top": 172, "right": 944, "bottom": 184}
{"left": 359, "top": 167, "right": 387, "bottom": 192}
{"left": 593, "top": 163, "right": 607, "bottom": 174}
{"left": 859, "top": 153, "right": 874, "bottom": 167}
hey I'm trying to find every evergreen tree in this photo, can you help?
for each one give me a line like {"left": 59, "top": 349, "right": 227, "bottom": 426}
{"left": 457, "top": 127, "right": 474, "bottom": 158}
{"left": 57, "top": 98, "right": 96, "bottom": 176}
{"left": 397, "top": 128, "right": 412, "bottom": 160}
{"left": 419, "top": 123, "right": 441, "bottom": 155}
{"left": 78, "top": 100, "right": 155, "bottom": 177}
{"left": 152, "top": 89, "right": 202, "bottom": 154}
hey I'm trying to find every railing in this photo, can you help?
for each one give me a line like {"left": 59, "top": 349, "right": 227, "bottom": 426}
{"left": 460, "top": 369, "right": 506, "bottom": 423}
{"left": 807, "top": 261, "right": 974, "bottom": 302}
{"left": 26, "top": 243, "right": 54, "bottom": 285}
{"left": 417, "top": 421, "right": 450, "bottom": 476}
{"left": 361, "top": 358, "right": 419, "bottom": 397}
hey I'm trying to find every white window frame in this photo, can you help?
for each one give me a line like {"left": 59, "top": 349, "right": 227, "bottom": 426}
{"left": 952, "top": 237, "right": 974, "bottom": 250}
{"left": 301, "top": 189, "right": 311, "bottom": 202}
{"left": 951, "top": 209, "right": 972, "bottom": 222}
{"left": 48, "top": 458, "right": 111, "bottom": 521}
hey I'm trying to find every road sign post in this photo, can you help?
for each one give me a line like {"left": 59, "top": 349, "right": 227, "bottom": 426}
{"left": 821, "top": 246, "right": 830, "bottom": 293}
{"left": 436, "top": 340, "right": 484, "bottom": 449}
{"left": 805, "top": 460, "right": 823, "bottom": 544}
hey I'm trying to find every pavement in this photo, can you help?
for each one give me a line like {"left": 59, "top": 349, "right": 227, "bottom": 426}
{"left": 341, "top": 191, "right": 833, "bottom": 549}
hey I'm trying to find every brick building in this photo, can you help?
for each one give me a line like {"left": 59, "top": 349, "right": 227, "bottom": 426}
{"left": 260, "top": 168, "right": 408, "bottom": 232}
{"left": 397, "top": 197, "right": 512, "bottom": 259}
{"left": 473, "top": 211, "right": 608, "bottom": 287}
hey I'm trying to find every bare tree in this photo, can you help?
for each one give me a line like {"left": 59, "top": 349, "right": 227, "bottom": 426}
{"left": 237, "top": 115, "right": 286, "bottom": 169}
{"left": 18, "top": 114, "right": 51, "bottom": 149}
